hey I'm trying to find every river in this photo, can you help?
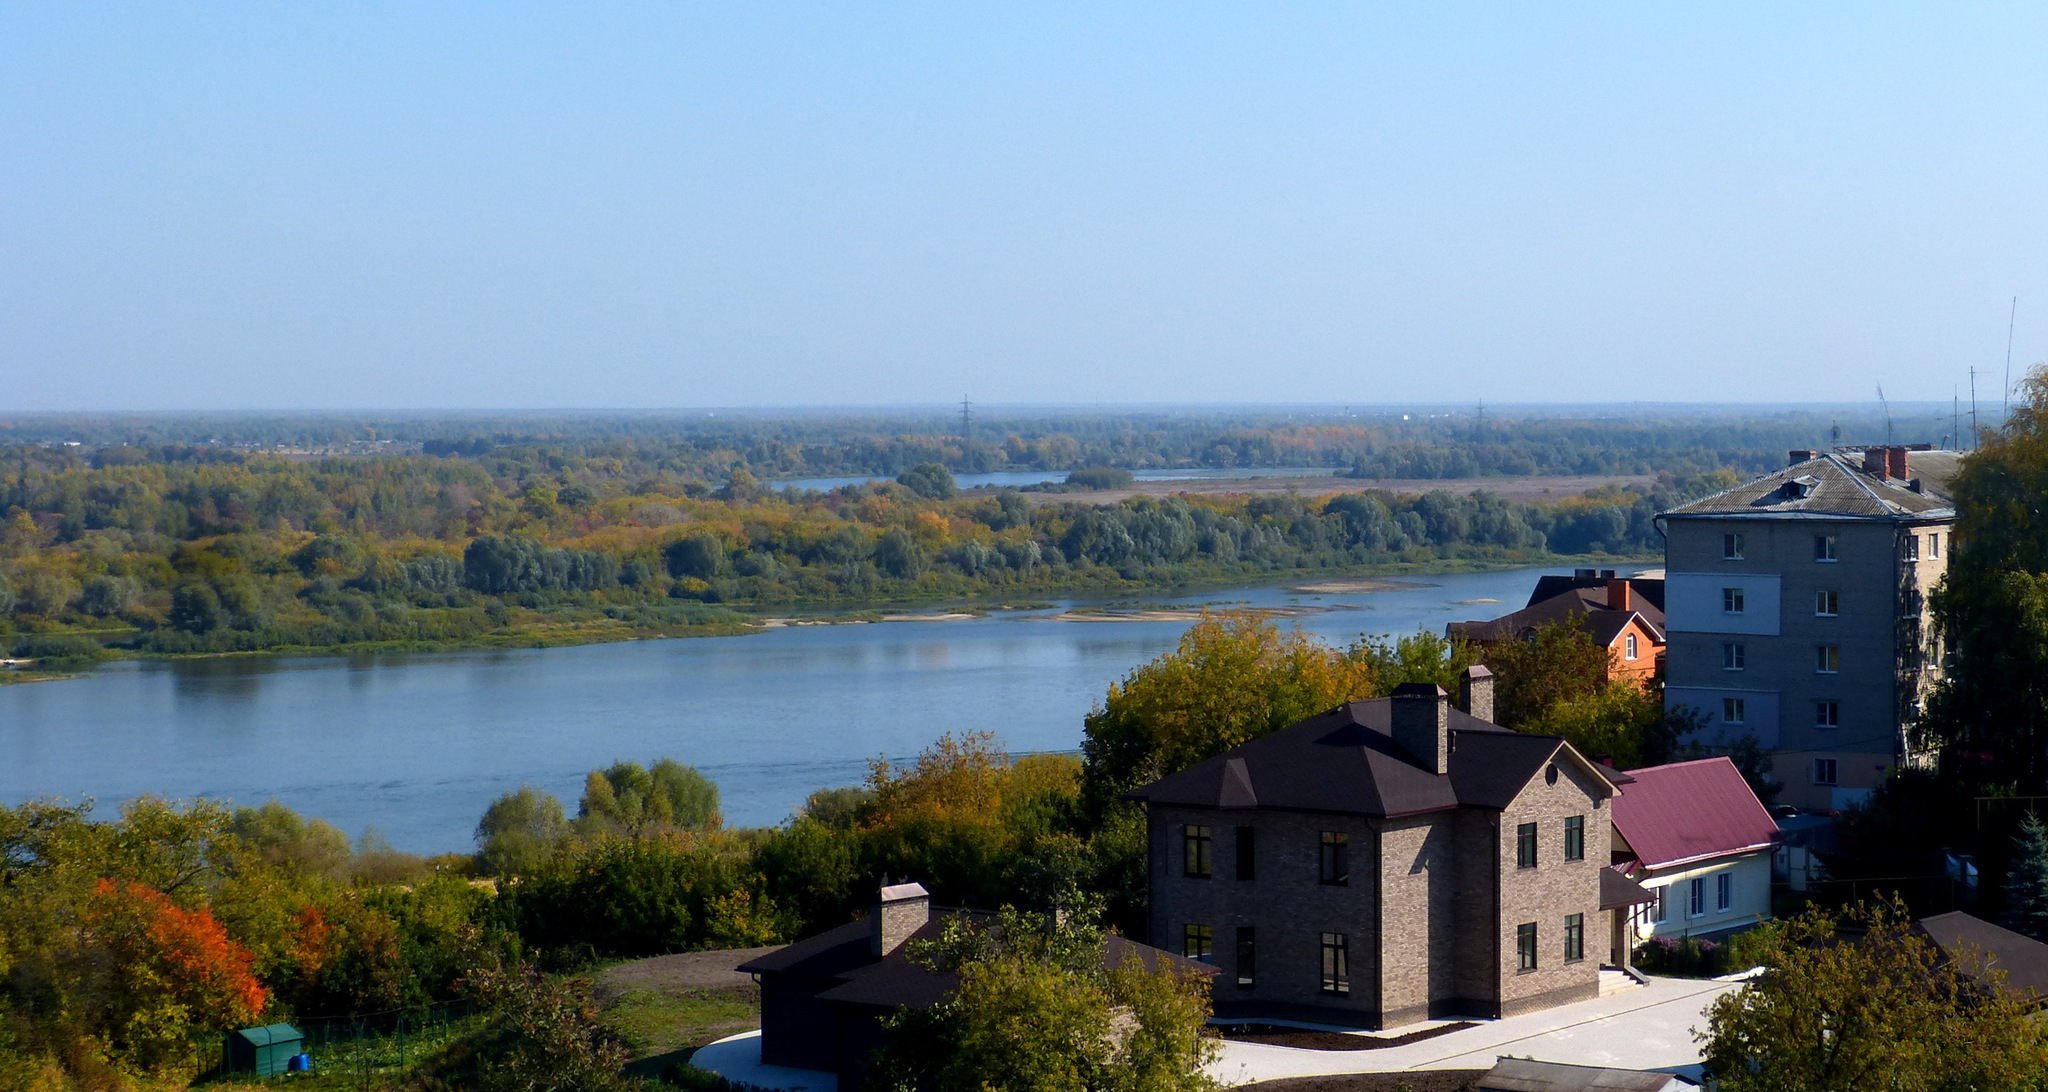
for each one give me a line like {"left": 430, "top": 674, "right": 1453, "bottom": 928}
{"left": 0, "top": 565, "right": 1631, "bottom": 853}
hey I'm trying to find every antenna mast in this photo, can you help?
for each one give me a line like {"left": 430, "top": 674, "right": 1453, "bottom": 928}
{"left": 1877, "top": 384, "right": 1893, "bottom": 445}
{"left": 1970, "top": 367, "right": 1979, "bottom": 450}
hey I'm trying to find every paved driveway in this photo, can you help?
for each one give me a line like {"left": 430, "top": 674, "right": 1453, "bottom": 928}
{"left": 1209, "top": 976, "right": 1739, "bottom": 1086}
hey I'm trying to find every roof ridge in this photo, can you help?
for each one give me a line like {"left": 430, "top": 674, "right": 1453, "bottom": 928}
{"left": 1827, "top": 452, "right": 1902, "bottom": 515}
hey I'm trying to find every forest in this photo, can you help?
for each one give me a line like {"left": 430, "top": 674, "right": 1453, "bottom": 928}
{"left": 0, "top": 428, "right": 1736, "bottom": 662}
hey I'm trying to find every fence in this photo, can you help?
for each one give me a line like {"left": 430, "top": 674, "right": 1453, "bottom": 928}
{"left": 289, "top": 1000, "right": 478, "bottom": 1085}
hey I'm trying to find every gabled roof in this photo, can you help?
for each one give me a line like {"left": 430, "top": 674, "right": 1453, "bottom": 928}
{"left": 1612, "top": 757, "right": 1777, "bottom": 871}
{"left": 1659, "top": 453, "right": 1953, "bottom": 522}
{"left": 1449, "top": 584, "right": 1664, "bottom": 648}
{"left": 1127, "top": 698, "right": 1620, "bottom": 818}
{"left": 1527, "top": 574, "right": 1666, "bottom": 614}
{"left": 1916, "top": 911, "right": 2048, "bottom": 1001}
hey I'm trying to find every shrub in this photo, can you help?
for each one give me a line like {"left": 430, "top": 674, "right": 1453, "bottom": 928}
{"left": 1064, "top": 467, "right": 1135, "bottom": 490}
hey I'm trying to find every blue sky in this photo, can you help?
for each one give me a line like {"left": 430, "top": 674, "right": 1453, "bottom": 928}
{"left": 5, "top": 4, "right": 2048, "bottom": 409}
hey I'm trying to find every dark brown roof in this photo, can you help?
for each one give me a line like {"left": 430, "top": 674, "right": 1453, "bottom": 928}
{"left": 1916, "top": 911, "right": 2048, "bottom": 1000}
{"left": 1127, "top": 698, "right": 1618, "bottom": 818}
{"left": 1527, "top": 574, "right": 1665, "bottom": 614}
{"left": 744, "top": 911, "right": 1216, "bottom": 1012}
{"left": 1660, "top": 452, "right": 1953, "bottom": 522}
{"left": 1448, "top": 588, "right": 1663, "bottom": 648}
{"left": 1600, "top": 866, "right": 1657, "bottom": 910}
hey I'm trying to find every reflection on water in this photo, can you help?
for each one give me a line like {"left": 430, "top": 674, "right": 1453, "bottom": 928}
{"left": 0, "top": 566, "right": 1633, "bottom": 852}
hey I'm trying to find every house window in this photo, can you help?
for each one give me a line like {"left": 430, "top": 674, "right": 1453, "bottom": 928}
{"left": 1817, "top": 646, "right": 1840, "bottom": 674}
{"left": 1723, "top": 698, "right": 1746, "bottom": 725}
{"left": 1564, "top": 913, "right": 1585, "bottom": 962}
{"left": 1930, "top": 533, "right": 1942, "bottom": 558}
{"left": 1717, "top": 873, "right": 1733, "bottom": 913}
{"left": 1235, "top": 927, "right": 1256, "bottom": 988}
{"left": 1235, "top": 826, "right": 1255, "bottom": 881}
{"left": 1816, "top": 701, "right": 1840, "bottom": 729}
{"left": 1723, "top": 643, "right": 1746, "bottom": 670}
{"left": 1905, "top": 535, "right": 1920, "bottom": 561}
{"left": 1723, "top": 587, "right": 1746, "bottom": 613}
{"left": 1517, "top": 922, "right": 1538, "bottom": 972}
{"left": 1814, "top": 758, "right": 1839, "bottom": 786}
{"left": 1625, "top": 632, "right": 1639, "bottom": 660}
{"left": 1650, "top": 886, "right": 1668, "bottom": 923}
{"left": 1184, "top": 825, "right": 1212, "bottom": 878}
{"left": 1723, "top": 533, "right": 1744, "bottom": 560}
{"left": 1689, "top": 877, "right": 1706, "bottom": 917}
{"left": 1319, "top": 831, "right": 1349, "bottom": 886}
{"left": 1816, "top": 589, "right": 1840, "bottom": 616}
{"left": 1319, "top": 933, "right": 1349, "bottom": 995}
{"left": 1516, "top": 822, "right": 1538, "bottom": 869}
{"left": 1564, "top": 815, "right": 1585, "bottom": 862}
{"left": 1815, "top": 534, "right": 1837, "bottom": 562}
{"left": 1183, "top": 923, "right": 1213, "bottom": 963}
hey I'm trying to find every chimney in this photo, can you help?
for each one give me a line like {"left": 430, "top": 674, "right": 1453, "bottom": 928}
{"left": 1574, "top": 568, "right": 1595, "bottom": 579}
{"left": 1459, "top": 665, "right": 1495, "bottom": 725}
{"left": 1598, "top": 569, "right": 1617, "bottom": 580}
{"left": 872, "top": 882, "right": 930, "bottom": 957}
{"left": 1887, "top": 447, "right": 1910, "bottom": 480}
{"left": 1864, "top": 448, "right": 1890, "bottom": 480}
{"left": 1392, "top": 683, "right": 1451, "bottom": 775}
{"left": 1607, "top": 578, "right": 1631, "bottom": 612}
{"left": 1788, "top": 449, "right": 1817, "bottom": 466}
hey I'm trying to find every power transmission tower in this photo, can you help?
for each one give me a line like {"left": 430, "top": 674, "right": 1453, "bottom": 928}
{"left": 1971, "top": 367, "right": 1979, "bottom": 450}
{"left": 959, "top": 396, "right": 972, "bottom": 441}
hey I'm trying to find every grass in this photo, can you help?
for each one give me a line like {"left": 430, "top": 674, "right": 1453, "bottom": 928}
{"left": 194, "top": 1012, "right": 486, "bottom": 1090}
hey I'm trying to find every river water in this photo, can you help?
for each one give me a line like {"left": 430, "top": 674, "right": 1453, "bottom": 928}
{"left": 0, "top": 566, "right": 1628, "bottom": 852}
{"left": 773, "top": 466, "right": 1336, "bottom": 493}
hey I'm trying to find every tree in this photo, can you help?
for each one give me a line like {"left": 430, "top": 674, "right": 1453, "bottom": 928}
{"left": 664, "top": 534, "right": 725, "bottom": 580}
{"left": 459, "top": 958, "right": 630, "bottom": 1092}
{"left": 168, "top": 583, "right": 224, "bottom": 633}
{"left": 873, "top": 902, "right": 1218, "bottom": 1092}
{"left": 577, "top": 759, "right": 720, "bottom": 835}
{"left": 476, "top": 786, "right": 570, "bottom": 876}
{"left": 81, "top": 880, "right": 268, "bottom": 1074}
{"left": 897, "top": 462, "right": 959, "bottom": 500}
{"left": 1700, "top": 897, "right": 2048, "bottom": 1091}
{"left": 2006, "top": 812, "right": 2048, "bottom": 942}
{"left": 1479, "top": 616, "right": 1611, "bottom": 729}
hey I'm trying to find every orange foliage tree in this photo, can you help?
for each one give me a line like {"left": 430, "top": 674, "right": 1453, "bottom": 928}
{"left": 83, "top": 880, "right": 267, "bottom": 1072}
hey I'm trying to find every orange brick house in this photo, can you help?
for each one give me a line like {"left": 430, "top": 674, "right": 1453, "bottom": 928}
{"left": 1448, "top": 569, "right": 1665, "bottom": 687}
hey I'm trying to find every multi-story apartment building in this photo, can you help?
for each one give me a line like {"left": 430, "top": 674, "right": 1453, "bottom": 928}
{"left": 1659, "top": 446, "right": 1956, "bottom": 813}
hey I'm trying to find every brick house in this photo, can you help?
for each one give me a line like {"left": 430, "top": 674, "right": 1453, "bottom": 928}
{"left": 1448, "top": 569, "right": 1666, "bottom": 687}
{"left": 1127, "top": 672, "right": 1653, "bottom": 1029}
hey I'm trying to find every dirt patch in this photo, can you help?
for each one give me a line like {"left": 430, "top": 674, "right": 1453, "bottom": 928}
{"left": 1043, "top": 473, "right": 1656, "bottom": 506}
{"left": 1217, "top": 1021, "right": 1477, "bottom": 1051}
{"left": 598, "top": 947, "right": 776, "bottom": 993}
{"left": 1240, "top": 1072, "right": 1490, "bottom": 1092}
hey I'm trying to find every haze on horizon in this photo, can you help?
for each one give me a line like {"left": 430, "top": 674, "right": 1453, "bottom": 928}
{"left": 6, "top": 4, "right": 2048, "bottom": 412}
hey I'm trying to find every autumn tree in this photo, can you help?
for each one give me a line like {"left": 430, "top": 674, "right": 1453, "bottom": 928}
{"left": 477, "top": 785, "right": 570, "bottom": 875}
{"left": 576, "top": 758, "right": 720, "bottom": 835}
{"left": 1479, "top": 615, "right": 1611, "bottom": 729}
{"left": 81, "top": 880, "right": 268, "bottom": 1073}
{"left": 1700, "top": 897, "right": 2048, "bottom": 1091}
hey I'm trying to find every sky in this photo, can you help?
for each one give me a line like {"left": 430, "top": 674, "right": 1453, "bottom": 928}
{"left": 5, "top": 4, "right": 2048, "bottom": 410}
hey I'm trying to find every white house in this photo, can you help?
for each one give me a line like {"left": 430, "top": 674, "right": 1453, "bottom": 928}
{"left": 1610, "top": 757, "right": 1777, "bottom": 942}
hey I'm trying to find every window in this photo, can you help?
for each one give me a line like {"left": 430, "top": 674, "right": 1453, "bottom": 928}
{"left": 1516, "top": 822, "right": 1538, "bottom": 869}
{"left": 1817, "top": 646, "right": 1840, "bottom": 673}
{"left": 1319, "top": 933, "right": 1349, "bottom": 995}
{"left": 1689, "top": 877, "right": 1706, "bottom": 917}
{"left": 1625, "top": 632, "right": 1639, "bottom": 660}
{"left": 1650, "top": 886, "right": 1668, "bottom": 923}
{"left": 1235, "top": 927, "right": 1256, "bottom": 988}
{"left": 1564, "top": 913, "right": 1585, "bottom": 962}
{"left": 1905, "top": 535, "right": 1920, "bottom": 561}
{"left": 1234, "top": 826, "right": 1255, "bottom": 881}
{"left": 1717, "top": 873, "right": 1733, "bottom": 912}
{"left": 1815, "top": 534, "right": 1838, "bottom": 562}
{"left": 1723, "top": 532, "right": 1745, "bottom": 560}
{"left": 1183, "top": 923, "right": 1213, "bottom": 963}
{"left": 1564, "top": 815, "right": 1585, "bottom": 862}
{"left": 1816, "top": 589, "right": 1840, "bottom": 616}
{"left": 1517, "top": 923, "right": 1538, "bottom": 972}
{"left": 1816, "top": 701, "right": 1840, "bottom": 729}
{"left": 1319, "top": 831, "right": 1349, "bottom": 886}
{"left": 1183, "top": 825, "right": 1213, "bottom": 878}
{"left": 1723, "top": 587, "right": 1746, "bottom": 613}
{"left": 1814, "top": 758, "right": 1839, "bottom": 786}
{"left": 1930, "top": 533, "right": 1942, "bottom": 558}
{"left": 1723, "top": 698, "right": 1747, "bottom": 725}
{"left": 1723, "top": 643, "right": 1746, "bottom": 670}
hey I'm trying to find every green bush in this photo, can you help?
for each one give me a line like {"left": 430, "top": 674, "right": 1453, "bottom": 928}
{"left": 10, "top": 632, "right": 109, "bottom": 664}
{"left": 1064, "top": 466, "right": 1135, "bottom": 489}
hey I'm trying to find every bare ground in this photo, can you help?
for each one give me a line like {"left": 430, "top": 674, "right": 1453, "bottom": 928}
{"left": 597, "top": 948, "right": 773, "bottom": 1081}
{"left": 1042, "top": 473, "right": 1655, "bottom": 506}
{"left": 1239, "top": 1072, "right": 1491, "bottom": 1092}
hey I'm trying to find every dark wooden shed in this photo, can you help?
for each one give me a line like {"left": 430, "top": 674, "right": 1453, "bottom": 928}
{"left": 224, "top": 1023, "right": 304, "bottom": 1077}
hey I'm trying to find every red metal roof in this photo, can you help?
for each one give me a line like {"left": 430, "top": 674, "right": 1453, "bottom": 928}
{"left": 1612, "top": 757, "right": 1777, "bottom": 871}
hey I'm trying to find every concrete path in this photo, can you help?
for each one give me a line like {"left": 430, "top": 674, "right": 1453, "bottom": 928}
{"left": 1208, "top": 975, "right": 1738, "bottom": 1086}
{"left": 690, "top": 1031, "right": 838, "bottom": 1092}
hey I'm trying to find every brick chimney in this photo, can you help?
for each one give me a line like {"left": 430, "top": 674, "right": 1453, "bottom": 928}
{"left": 1864, "top": 448, "right": 1890, "bottom": 480}
{"left": 1391, "top": 683, "right": 1451, "bottom": 775}
{"left": 872, "top": 882, "right": 930, "bottom": 957}
{"left": 1607, "top": 578, "right": 1632, "bottom": 612}
{"left": 1788, "top": 449, "right": 1817, "bottom": 465}
{"left": 1887, "top": 447, "right": 1910, "bottom": 480}
{"left": 1459, "top": 665, "right": 1495, "bottom": 725}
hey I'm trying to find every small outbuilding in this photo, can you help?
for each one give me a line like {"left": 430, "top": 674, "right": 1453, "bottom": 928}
{"left": 224, "top": 1023, "right": 305, "bottom": 1078}
{"left": 1478, "top": 1057, "right": 1697, "bottom": 1092}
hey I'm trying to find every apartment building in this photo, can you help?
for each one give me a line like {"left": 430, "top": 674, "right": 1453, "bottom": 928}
{"left": 1659, "top": 446, "right": 1955, "bottom": 812}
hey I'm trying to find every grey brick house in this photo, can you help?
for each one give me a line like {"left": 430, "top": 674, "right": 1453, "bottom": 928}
{"left": 1128, "top": 674, "right": 1649, "bottom": 1028}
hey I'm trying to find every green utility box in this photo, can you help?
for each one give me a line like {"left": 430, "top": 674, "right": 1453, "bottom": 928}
{"left": 224, "top": 1023, "right": 304, "bottom": 1077}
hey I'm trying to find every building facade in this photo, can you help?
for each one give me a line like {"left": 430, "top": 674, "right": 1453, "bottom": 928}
{"left": 1609, "top": 757, "right": 1778, "bottom": 943}
{"left": 1448, "top": 569, "right": 1666, "bottom": 688}
{"left": 1129, "top": 676, "right": 1647, "bottom": 1029}
{"left": 1659, "top": 447, "right": 1954, "bottom": 812}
